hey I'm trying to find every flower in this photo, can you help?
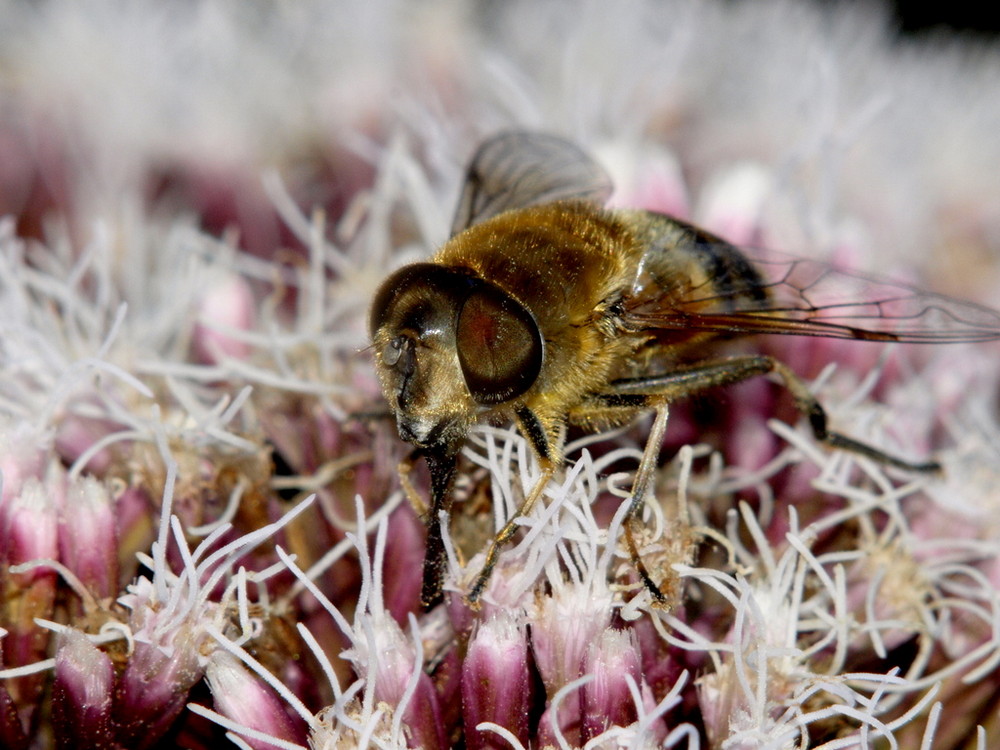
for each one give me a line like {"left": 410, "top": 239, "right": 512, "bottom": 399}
{"left": 461, "top": 610, "right": 532, "bottom": 749}
{"left": 204, "top": 651, "right": 308, "bottom": 749}
{"left": 0, "top": 476, "right": 59, "bottom": 730}
{"left": 3, "top": 1, "right": 1000, "bottom": 748}
{"left": 51, "top": 629, "right": 115, "bottom": 748}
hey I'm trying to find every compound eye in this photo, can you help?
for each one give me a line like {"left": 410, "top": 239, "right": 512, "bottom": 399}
{"left": 369, "top": 263, "right": 443, "bottom": 339}
{"left": 456, "top": 284, "right": 542, "bottom": 404}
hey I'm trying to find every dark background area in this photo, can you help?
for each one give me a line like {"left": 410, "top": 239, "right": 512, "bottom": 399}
{"left": 892, "top": 0, "right": 1000, "bottom": 37}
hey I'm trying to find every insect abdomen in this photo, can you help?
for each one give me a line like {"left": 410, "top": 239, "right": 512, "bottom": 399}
{"left": 626, "top": 211, "right": 769, "bottom": 313}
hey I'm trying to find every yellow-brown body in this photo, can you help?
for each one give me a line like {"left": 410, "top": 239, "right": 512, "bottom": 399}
{"left": 430, "top": 202, "right": 640, "bottom": 455}
{"left": 373, "top": 200, "right": 767, "bottom": 463}
{"left": 369, "top": 132, "right": 990, "bottom": 607}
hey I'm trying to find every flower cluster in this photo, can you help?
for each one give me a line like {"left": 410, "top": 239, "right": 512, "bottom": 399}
{"left": 3, "top": 1, "right": 1000, "bottom": 748}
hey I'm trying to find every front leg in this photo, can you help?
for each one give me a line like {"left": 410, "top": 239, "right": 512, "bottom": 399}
{"left": 466, "top": 404, "right": 564, "bottom": 606}
{"left": 398, "top": 449, "right": 429, "bottom": 516}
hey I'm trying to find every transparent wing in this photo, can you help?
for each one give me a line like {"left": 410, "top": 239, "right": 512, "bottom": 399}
{"left": 625, "top": 247, "right": 1000, "bottom": 344}
{"left": 450, "top": 131, "right": 613, "bottom": 235}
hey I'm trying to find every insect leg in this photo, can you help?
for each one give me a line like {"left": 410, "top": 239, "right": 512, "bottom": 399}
{"left": 466, "top": 405, "right": 563, "bottom": 607}
{"left": 398, "top": 449, "right": 429, "bottom": 516}
{"left": 620, "top": 402, "right": 673, "bottom": 606}
{"left": 466, "top": 461, "right": 556, "bottom": 606}
{"left": 603, "top": 355, "right": 938, "bottom": 472}
{"left": 586, "top": 354, "right": 938, "bottom": 603}
{"left": 767, "top": 358, "right": 941, "bottom": 473}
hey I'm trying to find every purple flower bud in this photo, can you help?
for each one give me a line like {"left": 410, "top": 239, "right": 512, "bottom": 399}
{"left": 112, "top": 634, "right": 205, "bottom": 749}
{"left": 0, "top": 680, "right": 28, "bottom": 750}
{"left": 52, "top": 406, "right": 119, "bottom": 475}
{"left": 205, "top": 651, "right": 307, "bottom": 749}
{"left": 0, "top": 478, "right": 59, "bottom": 719}
{"left": 51, "top": 629, "right": 114, "bottom": 749}
{"left": 381, "top": 504, "right": 427, "bottom": 621}
{"left": 370, "top": 618, "right": 447, "bottom": 750}
{"left": 531, "top": 584, "right": 613, "bottom": 747}
{"left": 57, "top": 476, "right": 118, "bottom": 602}
{"left": 580, "top": 628, "right": 667, "bottom": 743}
{"left": 461, "top": 611, "right": 531, "bottom": 750}
{"left": 342, "top": 604, "right": 448, "bottom": 750}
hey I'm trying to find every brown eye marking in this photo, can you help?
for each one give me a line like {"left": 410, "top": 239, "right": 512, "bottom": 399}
{"left": 456, "top": 282, "right": 542, "bottom": 404}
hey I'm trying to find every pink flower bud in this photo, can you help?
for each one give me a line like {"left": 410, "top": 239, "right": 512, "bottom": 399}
{"left": 462, "top": 612, "right": 531, "bottom": 750}
{"left": 192, "top": 272, "right": 256, "bottom": 364}
{"left": 697, "top": 163, "right": 770, "bottom": 247}
{"left": 113, "top": 636, "right": 205, "bottom": 749}
{"left": 53, "top": 411, "right": 118, "bottom": 475}
{"left": 531, "top": 584, "right": 613, "bottom": 747}
{"left": 602, "top": 141, "right": 691, "bottom": 217}
{"left": 581, "top": 628, "right": 641, "bottom": 739}
{"left": 205, "top": 651, "right": 307, "bottom": 749}
{"left": 51, "top": 629, "right": 114, "bottom": 749}
{"left": 370, "top": 617, "right": 447, "bottom": 750}
{"left": 57, "top": 476, "right": 118, "bottom": 601}
{"left": 0, "top": 478, "right": 59, "bottom": 719}
{"left": 2, "top": 479, "right": 59, "bottom": 572}
{"left": 381, "top": 504, "right": 427, "bottom": 621}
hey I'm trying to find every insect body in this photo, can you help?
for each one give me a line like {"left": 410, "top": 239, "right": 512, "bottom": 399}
{"left": 369, "top": 132, "right": 1000, "bottom": 609}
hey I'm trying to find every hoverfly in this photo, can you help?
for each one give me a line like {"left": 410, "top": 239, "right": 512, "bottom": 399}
{"left": 369, "top": 131, "right": 1000, "bottom": 609}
